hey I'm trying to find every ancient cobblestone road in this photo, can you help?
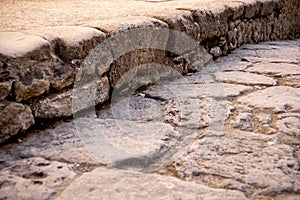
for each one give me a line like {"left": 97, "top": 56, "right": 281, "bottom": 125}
{"left": 0, "top": 39, "right": 299, "bottom": 199}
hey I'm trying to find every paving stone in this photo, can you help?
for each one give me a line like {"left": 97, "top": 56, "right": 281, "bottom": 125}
{"left": 276, "top": 113, "right": 300, "bottom": 137}
{"left": 26, "top": 26, "right": 106, "bottom": 61}
{"left": 0, "top": 101, "right": 34, "bottom": 143}
{"left": 74, "top": 117, "right": 181, "bottom": 171}
{"left": 245, "top": 62, "right": 300, "bottom": 76}
{"left": 282, "top": 75, "right": 300, "bottom": 88}
{"left": 0, "top": 156, "right": 76, "bottom": 200}
{"left": 238, "top": 86, "right": 300, "bottom": 112}
{"left": 170, "top": 130, "right": 300, "bottom": 197}
{"left": 0, "top": 2, "right": 299, "bottom": 199}
{"left": 57, "top": 167, "right": 248, "bottom": 200}
{"left": 215, "top": 71, "right": 277, "bottom": 86}
{"left": 11, "top": 121, "right": 96, "bottom": 165}
{"left": 98, "top": 96, "right": 163, "bottom": 122}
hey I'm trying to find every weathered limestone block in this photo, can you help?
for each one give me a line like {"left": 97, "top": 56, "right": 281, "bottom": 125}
{"left": 106, "top": 18, "right": 169, "bottom": 88}
{"left": 258, "top": 0, "right": 278, "bottom": 16}
{"left": 26, "top": 26, "right": 107, "bottom": 61}
{"left": 225, "top": 1, "right": 245, "bottom": 20}
{"left": 50, "top": 63, "right": 78, "bottom": 91}
{"left": 0, "top": 32, "right": 53, "bottom": 83}
{"left": 192, "top": 6, "right": 228, "bottom": 41}
{"left": 35, "top": 77, "right": 110, "bottom": 118}
{"left": 0, "top": 32, "right": 51, "bottom": 60}
{"left": 154, "top": 10, "right": 200, "bottom": 42}
{"left": 0, "top": 32, "right": 56, "bottom": 101}
{"left": 14, "top": 79, "right": 50, "bottom": 102}
{"left": 243, "top": 0, "right": 261, "bottom": 19}
{"left": 0, "top": 82, "right": 11, "bottom": 100}
{"left": 0, "top": 101, "right": 34, "bottom": 143}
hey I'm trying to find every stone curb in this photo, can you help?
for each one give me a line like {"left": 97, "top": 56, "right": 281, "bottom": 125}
{"left": 0, "top": 0, "right": 299, "bottom": 143}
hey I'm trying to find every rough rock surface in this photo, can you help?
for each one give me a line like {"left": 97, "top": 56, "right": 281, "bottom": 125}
{"left": 0, "top": 101, "right": 34, "bottom": 143}
{"left": 0, "top": 0, "right": 299, "bottom": 141}
{"left": 0, "top": 0, "right": 300, "bottom": 199}
{"left": 57, "top": 167, "right": 247, "bottom": 200}
{"left": 1, "top": 39, "right": 299, "bottom": 200}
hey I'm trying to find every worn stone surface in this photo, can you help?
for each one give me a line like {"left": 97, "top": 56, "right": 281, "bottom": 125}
{"left": 0, "top": 32, "right": 51, "bottom": 59}
{"left": 245, "top": 63, "right": 300, "bottom": 76}
{"left": 57, "top": 167, "right": 247, "bottom": 200}
{"left": 108, "top": 19, "right": 169, "bottom": 88}
{"left": 0, "top": 0, "right": 299, "bottom": 142}
{"left": 0, "top": 82, "right": 11, "bottom": 100}
{"left": 0, "top": 39, "right": 300, "bottom": 200}
{"left": 35, "top": 77, "right": 110, "bottom": 118}
{"left": 0, "top": 101, "right": 34, "bottom": 143}
{"left": 169, "top": 130, "right": 300, "bottom": 198}
{"left": 0, "top": 157, "right": 76, "bottom": 200}
{"left": 26, "top": 26, "right": 106, "bottom": 61}
{"left": 215, "top": 71, "right": 277, "bottom": 86}
{"left": 0, "top": 0, "right": 300, "bottom": 198}
{"left": 238, "top": 86, "right": 300, "bottom": 112}
{"left": 14, "top": 79, "right": 50, "bottom": 102}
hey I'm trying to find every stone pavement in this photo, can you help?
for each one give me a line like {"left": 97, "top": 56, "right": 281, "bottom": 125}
{"left": 1, "top": 0, "right": 300, "bottom": 143}
{"left": 0, "top": 39, "right": 300, "bottom": 199}
{"left": 0, "top": 0, "right": 300, "bottom": 199}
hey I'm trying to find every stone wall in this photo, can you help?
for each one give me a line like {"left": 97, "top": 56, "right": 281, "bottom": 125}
{"left": 0, "top": 0, "right": 299, "bottom": 143}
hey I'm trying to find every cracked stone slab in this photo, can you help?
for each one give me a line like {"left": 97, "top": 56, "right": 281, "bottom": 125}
{"left": 10, "top": 114, "right": 183, "bottom": 172}
{"left": 283, "top": 75, "right": 300, "bottom": 88}
{"left": 215, "top": 71, "right": 277, "bottom": 86}
{"left": 0, "top": 156, "right": 76, "bottom": 200}
{"left": 245, "top": 62, "right": 300, "bottom": 76}
{"left": 11, "top": 121, "right": 97, "bottom": 165}
{"left": 56, "top": 167, "right": 248, "bottom": 200}
{"left": 74, "top": 117, "right": 181, "bottom": 171}
{"left": 169, "top": 129, "right": 300, "bottom": 198}
{"left": 238, "top": 86, "right": 300, "bottom": 112}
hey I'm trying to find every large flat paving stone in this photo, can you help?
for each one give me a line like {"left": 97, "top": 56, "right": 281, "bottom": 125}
{"left": 0, "top": 156, "right": 76, "bottom": 200}
{"left": 245, "top": 62, "right": 300, "bottom": 76}
{"left": 238, "top": 86, "right": 300, "bottom": 112}
{"left": 215, "top": 71, "right": 277, "bottom": 86}
{"left": 168, "top": 129, "right": 300, "bottom": 198}
{"left": 56, "top": 167, "right": 248, "bottom": 200}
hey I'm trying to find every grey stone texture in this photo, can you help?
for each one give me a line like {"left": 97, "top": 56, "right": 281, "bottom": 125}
{"left": 0, "top": 39, "right": 299, "bottom": 200}
{"left": 0, "top": 0, "right": 299, "bottom": 199}
{"left": 0, "top": 0, "right": 299, "bottom": 142}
